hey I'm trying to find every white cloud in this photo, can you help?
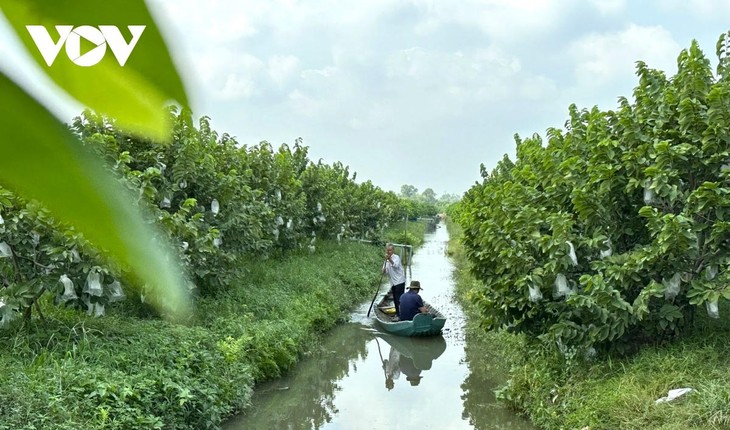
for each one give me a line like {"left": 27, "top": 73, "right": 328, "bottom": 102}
{"left": 111, "top": 2, "right": 730, "bottom": 193}
{"left": 150, "top": 0, "right": 264, "bottom": 45}
{"left": 689, "top": 0, "right": 730, "bottom": 14}
{"left": 286, "top": 89, "right": 322, "bottom": 117}
{"left": 2, "top": 0, "right": 724, "bottom": 194}
{"left": 284, "top": 65, "right": 348, "bottom": 117}
{"left": 385, "top": 46, "right": 523, "bottom": 102}
{"left": 519, "top": 75, "right": 559, "bottom": 100}
{"left": 347, "top": 117, "right": 364, "bottom": 130}
{"left": 267, "top": 55, "right": 300, "bottom": 89}
{"left": 219, "top": 73, "right": 256, "bottom": 100}
{"left": 653, "top": 0, "right": 730, "bottom": 16}
{"left": 589, "top": 0, "right": 627, "bottom": 15}
{"left": 196, "top": 52, "right": 265, "bottom": 100}
{"left": 570, "top": 24, "right": 680, "bottom": 88}
{"left": 410, "top": 0, "right": 572, "bottom": 40}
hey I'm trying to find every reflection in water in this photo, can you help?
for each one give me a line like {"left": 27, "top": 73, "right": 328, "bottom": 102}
{"left": 223, "top": 323, "right": 372, "bottom": 430}
{"left": 379, "top": 340, "right": 399, "bottom": 390}
{"left": 374, "top": 333, "right": 447, "bottom": 390}
{"left": 460, "top": 337, "right": 534, "bottom": 430}
{"left": 224, "top": 225, "right": 536, "bottom": 430}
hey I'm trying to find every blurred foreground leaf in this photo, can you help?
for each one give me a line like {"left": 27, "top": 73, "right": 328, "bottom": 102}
{"left": 0, "top": 72, "right": 190, "bottom": 319}
{"left": 0, "top": 0, "right": 188, "bottom": 141}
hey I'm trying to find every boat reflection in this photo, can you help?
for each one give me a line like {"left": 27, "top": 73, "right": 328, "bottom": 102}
{"left": 374, "top": 331, "right": 447, "bottom": 390}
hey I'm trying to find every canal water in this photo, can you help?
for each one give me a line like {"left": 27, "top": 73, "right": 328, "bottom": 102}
{"left": 223, "top": 224, "right": 536, "bottom": 430}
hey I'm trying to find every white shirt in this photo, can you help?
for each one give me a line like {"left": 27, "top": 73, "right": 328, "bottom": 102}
{"left": 385, "top": 347, "right": 401, "bottom": 380}
{"left": 384, "top": 253, "right": 406, "bottom": 286}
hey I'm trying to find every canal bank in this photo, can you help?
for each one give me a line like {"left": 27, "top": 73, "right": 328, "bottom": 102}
{"left": 224, "top": 223, "right": 536, "bottom": 429}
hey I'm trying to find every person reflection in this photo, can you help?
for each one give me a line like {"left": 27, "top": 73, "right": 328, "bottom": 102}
{"left": 382, "top": 345, "right": 401, "bottom": 391}
{"left": 399, "top": 354, "right": 423, "bottom": 386}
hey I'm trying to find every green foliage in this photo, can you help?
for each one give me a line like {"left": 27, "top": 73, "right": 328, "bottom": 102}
{"left": 399, "top": 193, "right": 440, "bottom": 219}
{"left": 0, "top": 107, "right": 407, "bottom": 324}
{"left": 400, "top": 184, "right": 419, "bottom": 198}
{"left": 0, "top": 75, "right": 190, "bottom": 322}
{"left": 0, "top": 0, "right": 188, "bottom": 140}
{"left": 385, "top": 219, "right": 429, "bottom": 248}
{"left": 0, "top": 1, "right": 192, "bottom": 321}
{"left": 0, "top": 241, "right": 382, "bottom": 430}
{"left": 497, "top": 304, "right": 730, "bottom": 430}
{"left": 457, "top": 35, "right": 730, "bottom": 355}
{"left": 450, "top": 214, "right": 730, "bottom": 430}
{"left": 72, "top": 109, "right": 403, "bottom": 291}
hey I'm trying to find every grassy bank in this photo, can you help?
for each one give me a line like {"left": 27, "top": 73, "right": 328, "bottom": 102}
{"left": 446, "top": 218, "right": 730, "bottom": 430}
{"left": 384, "top": 218, "right": 433, "bottom": 248}
{"left": 0, "top": 241, "right": 382, "bottom": 430}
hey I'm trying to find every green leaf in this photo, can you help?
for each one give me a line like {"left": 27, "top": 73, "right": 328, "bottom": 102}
{"left": 0, "top": 73, "right": 189, "bottom": 318}
{"left": 659, "top": 304, "right": 683, "bottom": 320}
{"left": 0, "top": 0, "right": 188, "bottom": 142}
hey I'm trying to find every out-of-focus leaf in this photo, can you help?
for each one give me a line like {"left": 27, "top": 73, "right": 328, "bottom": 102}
{"left": 0, "top": 0, "right": 188, "bottom": 141}
{"left": 0, "top": 72, "right": 189, "bottom": 318}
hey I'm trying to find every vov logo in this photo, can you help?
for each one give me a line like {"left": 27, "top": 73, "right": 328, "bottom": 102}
{"left": 26, "top": 25, "right": 146, "bottom": 67}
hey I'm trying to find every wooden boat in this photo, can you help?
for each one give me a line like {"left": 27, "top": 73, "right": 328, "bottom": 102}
{"left": 373, "top": 293, "right": 446, "bottom": 336}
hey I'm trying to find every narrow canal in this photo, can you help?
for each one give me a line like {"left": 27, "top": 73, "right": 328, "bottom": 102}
{"left": 223, "top": 224, "right": 536, "bottom": 430}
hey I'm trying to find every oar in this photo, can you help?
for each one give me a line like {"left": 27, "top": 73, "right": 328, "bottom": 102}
{"left": 375, "top": 336, "right": 396, "bottom": 390}
{"left": 375, "top": 337, "right": 388, "bottom": 378}
{"left": 366, "top": 259, "right": 388, "bottom": 317}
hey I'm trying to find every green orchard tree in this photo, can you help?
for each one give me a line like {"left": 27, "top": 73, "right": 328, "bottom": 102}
{"left": 458, "top": 33, "right": 730, "bottom": 356}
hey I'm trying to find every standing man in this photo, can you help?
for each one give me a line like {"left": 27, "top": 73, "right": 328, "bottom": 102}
{"left": 383, "top": 244, "right": 406, "bottom": 317}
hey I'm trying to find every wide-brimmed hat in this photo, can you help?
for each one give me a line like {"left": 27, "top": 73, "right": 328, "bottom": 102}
{"left": 408, "top": 280, "right": 422, "bottom": 290}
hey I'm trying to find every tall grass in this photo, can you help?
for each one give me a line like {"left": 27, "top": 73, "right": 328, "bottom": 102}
{"left": 0, "top": 241, "right": 382, "bottom": 430}
{"left": 384, "top": 219, "right": 430, "bottom": 248}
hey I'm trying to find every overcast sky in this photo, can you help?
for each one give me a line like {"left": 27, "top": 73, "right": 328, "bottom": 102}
{"left": 2, "top": 1, "right": 730, "bottom": 197}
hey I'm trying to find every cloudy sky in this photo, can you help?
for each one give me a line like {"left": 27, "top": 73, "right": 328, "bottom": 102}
{"left": 2, "top": 1, "right": 730, "bottom": 197}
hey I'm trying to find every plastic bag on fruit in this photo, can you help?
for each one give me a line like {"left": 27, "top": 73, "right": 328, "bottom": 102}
{"left": 0, "top": 242, "right": 12, "bottom": 258}
{"left": 554, "top": 273, "right": 572, "bottom": 298}
{"left": 663, "top": 273, "right": 681, "bottom": 300}
{"left": 706, "top": 300, "right": 719, "bottom": 319}
{"left": 84, "top": 268, "right": 103, "bottom": 297}
{"left": 59, "top": 274, "right": 77, "bottom": 301}
{"left": 529, "top": 285, "right": 543, "bottom": 302}
{"left": 566, "top": 241, "right": 578, "bottom": 266}
{"left": 108, "top": 280, "right": 125, "bottom": 303}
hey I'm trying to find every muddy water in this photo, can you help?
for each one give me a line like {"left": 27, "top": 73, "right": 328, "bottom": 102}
{"left": 223, "top": 225, "right": 536, "bottom": 430}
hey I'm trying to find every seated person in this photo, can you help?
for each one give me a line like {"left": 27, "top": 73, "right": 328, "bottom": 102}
{"left": 399, "top": 280, "right": 429, "bottom": 321}
{"left": 399, "top": 355, "right": 423, "bottom": 386}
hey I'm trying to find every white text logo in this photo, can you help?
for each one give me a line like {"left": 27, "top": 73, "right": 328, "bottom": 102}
{"left": 25, "top": 25, "right": 146, "bottom": 67}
